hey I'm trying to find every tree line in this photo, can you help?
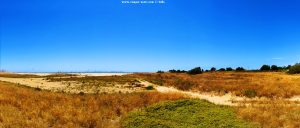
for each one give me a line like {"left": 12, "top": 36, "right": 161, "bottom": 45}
{"left": 157, "top": 63, "right": 300, "bottom": 74}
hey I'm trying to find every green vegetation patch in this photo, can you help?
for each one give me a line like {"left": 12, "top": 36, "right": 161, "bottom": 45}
{"left": 122, "top": 99, "right": 258, "bottom": 128}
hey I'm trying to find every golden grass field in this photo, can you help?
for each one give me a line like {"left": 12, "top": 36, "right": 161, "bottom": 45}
{"left": 132, "top": 72, "right": 300, "bottom": 98}
{"left": 0, "top": 72, "right": 300, "bottom": 128}
{"left": 0, "top": 81, "right": 186, "bottom": 128}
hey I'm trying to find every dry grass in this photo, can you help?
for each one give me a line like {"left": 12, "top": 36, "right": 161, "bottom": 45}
{"left": 0, "top": 81, "right": 186, "bottom": 128}
{"left": 46, "top": 75, "right": 142, "bottom": 87}
{"left": 0, "top": 73, "right": 41, "bottom": 78}
{"left": 132, "top": 72, "right": 300, "bottom": 98}
{"left": 236, "top": 100, "right": 300, "bottom": 128}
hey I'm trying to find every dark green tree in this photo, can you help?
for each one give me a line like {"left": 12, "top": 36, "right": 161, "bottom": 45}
{"left": 288, "top": 63, "right": 300, "bottom": 74}
{"left": 218, "top": 68, "right": 226, "bottom": 71}
{"left": 226, "top": 67, "right": 233, "bottom": 71}
{"left": 187, "top": 67, "right": 202, "bottom": 75}
{"left": 210, "top": 67, "right": 216, "bottom": 72}
{"left": 271, "top": 65, "right": 279, "bottom": 71}
{"left": 236, "top": 67, "right": 245, "bottom": 71}
{"left": 260, "top": 65, "right": 271, "bottom": 71}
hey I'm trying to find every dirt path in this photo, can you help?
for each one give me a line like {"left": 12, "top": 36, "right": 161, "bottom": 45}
{"left": 155, "top": 85, "right": 300, "bottom": 106}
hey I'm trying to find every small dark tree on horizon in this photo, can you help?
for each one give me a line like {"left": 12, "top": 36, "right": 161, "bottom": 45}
{"left": 157, "top": 70, "right": 164, "bottom": 73}
{"left": 187, "top": 67, "right": 202, "bottom": 75}
{"left": 288, "top": 63, "right": 300, "bottom": 74}
{"left": 210, "top": 67, "right": 216, "bottom": 72}
{"left": 260, "top": 65, "right": 271, "bottom": 71}
{"left": 271, "top": 65, "right": 279, "bottom": 71}
{"left": 218, "top": 68, "right": 226, "bottom": 71}
{"left": 236, "top": 67, "right": 245, "bottom": 71}
{"left": 226, "top": 67, "right": 233, "bottom": 71}
{"left": 169, "top": 69, "right": 186, "bottom": 73}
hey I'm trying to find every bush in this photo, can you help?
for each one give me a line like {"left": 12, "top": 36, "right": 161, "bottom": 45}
{"left": 236, "top": 67, "right": 245, "bottom": 71}
{"left": 218, "top": 68, "right": 226, "bottom": 71}
{"left": 271, "top": 65, "right": 279, "bottom": 71}
{"left": 122, "top": 99, "right": 257, "bottom": 128}
{"left": 226, "top": 67, "right": 233, "bottom": 71}
{"left": 187, "top": 67, "right": 202, "bottom": 75}
{"left": 260, "top": 65, "right": 270, "bottom": 71}
{"left": 174, "top": 79, "right": 195, "bottom": 90}
{"left": 169, "top": 69, "right": 186, "bottom": 73}
{"left": 145, "top": 85, "right": 154, "bottom": 90}
{"left": 79, "top": 91, "right": 85, "bottom": 95}
{"left": 210, "top": 67, "right": 216, "bottom": 71}
{"left": 34, "top": 87, "right": 42, "bottom": 91}
{"left": 156, "top": 70, "right": 164, "bottom": 73}
{"left": 288, "top": 63, "right": 300, "bottom": 74}
{"left": 243, "top": 89, "right": 257, "bottom": 98}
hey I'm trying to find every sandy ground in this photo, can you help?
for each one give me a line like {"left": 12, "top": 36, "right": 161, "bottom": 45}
{"left": 0, "top": 77, "right": 144, "bottom": 94}
{"left": 15, "top": 72, "right": 130, "bottom": 76}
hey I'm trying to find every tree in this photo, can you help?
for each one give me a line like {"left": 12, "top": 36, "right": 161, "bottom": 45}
{"left": 210, "top": 67, "right": 216, "bottom": 72}
{"left": 157, "top": 70, "right": 164, "bottom": 73}
{"left": 260, "top": 65, "right": 270, "bottom": 71}
{"left": 187, "top": 67, "right": 202, "bottom": 75}
{"left": 218, "top": 68, "right": 226, "bottom": 71}
{"left": 236, "top": 67, "right": 245, "bottom": 71}
{"left": 288, "top": 63, "right": 300, "bottom": 74}
{"left": 287, "top": 65, "right": 292, "bottom": 70}
{"left": 226, "top": 67, "right": 233, "bottom": 71}
{"left": 169, "top": 69, "right": 186, "bottom": 73}
{"left": 169, "top": 69, "right": 177, "bottom": 73}
{"left": 271, "top": 65, "right": 279, "bottom": 71}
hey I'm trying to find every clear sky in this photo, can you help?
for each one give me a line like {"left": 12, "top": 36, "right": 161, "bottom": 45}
{"left": 1, "top": 0, "right": 300, "bottom": 72}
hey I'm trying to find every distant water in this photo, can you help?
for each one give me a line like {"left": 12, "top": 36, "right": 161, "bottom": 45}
{"left": 16, "top": 72, "right": 131, "bottom": 76}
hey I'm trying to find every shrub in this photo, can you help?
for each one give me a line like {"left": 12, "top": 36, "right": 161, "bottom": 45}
{"left": 236, "top": 67, "right": 245, "bottom": 71}
{"left": 187, "top": 67, "right": 202, "bottom": 75}
{"left": 226, "top": 67, "right": 233, "bottom": 71}
{"left": 169, "top": 69, "right": 186, "bottom": 73}
{"left": 210, "top": 67, "right": 216, "bottom": 71}
{"left": 79, "top": 91, "right": 85, "bottom": 95}
{"left": 34, "top": 87, "right": 42, "bottom": 91}
{"left": 122, "top": 99, "right": 257, "bottom": 128}
{"left": 145, "top": 85, "right": 154, "bottom": 90}
{"left": 174, "top": 79, "right": 195, "bottom": 90}
{"left": 271, "top": 65, "right": 279, "bottom": 71}
{"left": 243, "top": 89, "right": 257, "bottom": 98}
{"left": 260, "top": 65, "right": 270, "bottom": 71}
{"left": 156, "top": 70, "right": 164, "bottom": 73}
{"left": 288, "top": 63, "right": 300, "bottom": 74}
{"left": 218, "top": 68, "right": 226, "bottom": 71}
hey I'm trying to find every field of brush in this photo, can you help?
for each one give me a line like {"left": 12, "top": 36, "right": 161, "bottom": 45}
{"left": 132, "top": 72, "right": 300, "bottom": 98}
{"left": 0, "top": 72, "right": 300, "bottom": 127}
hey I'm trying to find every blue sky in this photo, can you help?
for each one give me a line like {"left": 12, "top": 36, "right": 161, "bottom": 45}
{"left": 1, "top": 0, "right": 300, "bottom": 72}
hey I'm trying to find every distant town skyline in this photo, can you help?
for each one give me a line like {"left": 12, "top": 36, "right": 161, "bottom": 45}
{"left": 1, "top": 0, "right": 300, "bottom": 72}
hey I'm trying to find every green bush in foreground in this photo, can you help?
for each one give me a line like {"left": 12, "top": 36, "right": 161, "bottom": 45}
{"left": 122, "top": 99, "right": 258, "bottom": 128}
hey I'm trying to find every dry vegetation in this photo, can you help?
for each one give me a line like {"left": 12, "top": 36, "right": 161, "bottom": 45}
{"left": 46, "top": 75, "right": 141, "bottom": 87}
{"left": 132, "top": 72, "right": 300, "bottom": 98}
{"left": 45, "top": 75, "right": 146, "bottom": 93}
{"left": 0, "top": 81, "right": 186, "bottom": 128}
{"left": 236, "top": 100, "right": 300, "bottom": 128}
{"left": 1, "top": 72, "right": 300, "bottom": 127}
{"left": 0, "top": 73, "right": 41, "bottom": 78}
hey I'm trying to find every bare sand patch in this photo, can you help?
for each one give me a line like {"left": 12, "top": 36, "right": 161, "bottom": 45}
{"left": 0, "top": 77, "right": 145, "bottom": 94}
